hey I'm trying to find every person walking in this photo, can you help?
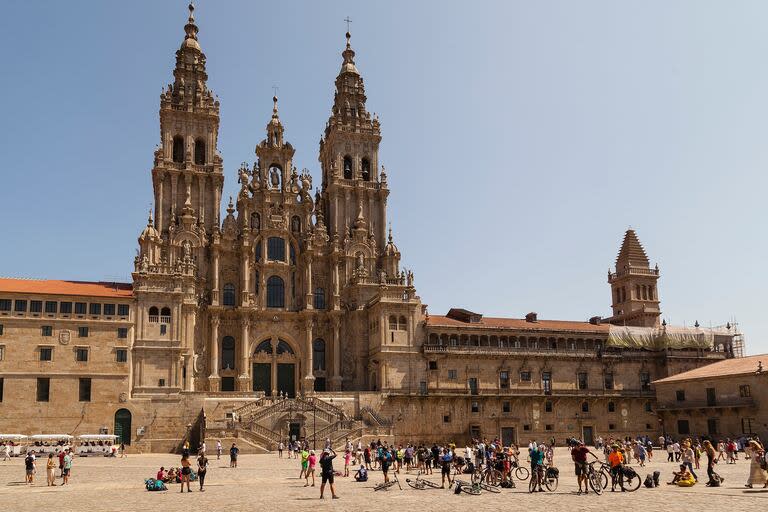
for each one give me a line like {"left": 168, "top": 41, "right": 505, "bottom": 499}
{"left": 703, "top": 440, "right": 723, "bottom": 486}
{"left": 229, "top": 443, "right": 239, "bottom": 468}
{"left": 197, "top": 452, "right": 209, "bottom": 491}
{"left": 62, "top": 450, "right": 72, "bottom": 485}
{"left": 681, "top": 442, "right": 697, "bottom": 482}
{"left": 305, "top": 450, "right": 316, "bottom": 487}
{"left": 24, "top": 451, "right": 35, "bottom": 485}
{"left": 745, "top": 440, "right": 767, "bottom": 488}
{"left": 119, "top": 442, "right": 127, "bottom": 458}
{"left": 3, "top": 444, "right": 10, "bottom": 461}
{"left": 199, "top": 441, "right": 206, "bottom": 458}
{"left": 45, "top": 453, "right": 56, "bottom": 486}
{"left": 667, "top": 441, "right": 675, "bottom": 462}
{"left": 216, "top": 440, "right": 222, "bottom": 460}
{"left": 319, "top": 448, "right": 339, "bottom": 499}
{"left": 180, "top": 453, "right": 192, "bottom": 492}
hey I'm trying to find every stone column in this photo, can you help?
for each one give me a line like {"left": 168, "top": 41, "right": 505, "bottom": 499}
{"left": 330, "top": 316, "right": 342, "bottom": 390}
{"left": 211, "top": 248, "right": 220, "bottom": 305}
{"left": 241, "top": 245, "right": 250, "bottom": 306}
{"left": 156, "top": 174, "right": 164, "bottom": 232}
{"left": 305, "top": 259, "right": 313, "bottom": 309}
{"left": 170, "top": 173, "right": 178, "bottom": 220}
{"left": 304, "top": 318, "right": 315, "bottom": 393}
{"left": 271, "top": 336, "right": 278, "bottom": 397}
{"left": 198, "top": 174, "right": 205, "bottom": 224}
{"left": 209, "top": 315, "right": 220, "bottom": 391}
{"left": 239, "top": 316, "right": 251, "bottom": 391}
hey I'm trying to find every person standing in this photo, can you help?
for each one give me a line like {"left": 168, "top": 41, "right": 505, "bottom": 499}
{"left": 62, "top": 450, "right": 72, "bottom": 485}
{"left": 299, "top": 446, "right": 309, "bottom": 479}
{"left": 119, "top": 442, "right": 127, "bottom": 458}
{"left": 199, "top": 441, "right": 206, "bottom": 458}
{"left": 278, "top": 441, "right": 284, "bottom": 459}
{"left": 229, "top": 443, "right": 239, "bottom": 468}
{"left": 681, "top": 442, "right": 697, "bottom": 481}
{"left": 319, "top": 448, "right": 339, "bottom": 499}
{"left": 745, "top": 440, "right": 767, "bottom": 488}
{"left": 667, "top": 442, "right": 674, "bottom": 462}
{"left": 58, "top": 449, "right": 66, "bottom": 477}
{"left": 608, "top": 445, "right": 624, "bottom": 492}
{"left": 703, "top": 440, "right": 723, "bottom": 486}
{"left": 24, "top": 451, "right": 35, "bottom": 485}
{"left": 216, "top": 440, "right": 222, "bottom": 460}
{"left": 305, "top": 450, "right": 316, "bottom": 487}
{"left": 45, "top": 453, "right": 56, "bottom": 486}
{"left": 571, "top": 441, "right": 594, "bottom": 495}
{"left": 3, "top": 443, "right": 10, "bottom": 461}
{"left": 197, "top": 452, "right": 209, "bottom": 492}
{"left": 180, "top": 453, "right": 192, "bottom": 492}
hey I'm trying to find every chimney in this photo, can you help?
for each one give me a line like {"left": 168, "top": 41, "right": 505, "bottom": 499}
{"left": 525, "top": 312, "right": 538, "bottom": 323}
{"left": 589, "top": 316, "right": 602, "bottom": 325}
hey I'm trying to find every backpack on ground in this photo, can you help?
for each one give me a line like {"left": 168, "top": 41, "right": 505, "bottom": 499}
{"left": 652, "top": 470, "right": 660, "bottom": 487}
{"left": 643, "top": 474, "right": 654, "bottom": 488}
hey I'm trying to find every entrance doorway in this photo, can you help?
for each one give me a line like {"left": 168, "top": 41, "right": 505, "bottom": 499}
{"left": 501, "top": 427, "right": 516, "bottom": 447}
{"left": 289, "top": 422, "right": 301, "bottom": 442}
{"left": 314, "top": 377, "right": 326, "bottom": 392}
{"left": 253, "top": 363, "right": 271, "bottom": 396}
{"left": 278, "top": 363, "right": 295, "bottom": 397}
{"left": 582, "top": 426, "right": 594, "bottom": 446}
{"left": 114, "top": 409, "right": 132, "bottom": 446}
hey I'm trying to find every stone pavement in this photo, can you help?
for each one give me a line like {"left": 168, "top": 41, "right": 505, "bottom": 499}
{"left": 0, "top": 448, "right": 765, "bottom": 512}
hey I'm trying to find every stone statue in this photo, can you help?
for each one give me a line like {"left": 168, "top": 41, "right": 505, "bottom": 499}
{"left": 140, "top": 255, "right": 149, "bottom": 272}
{"left": 356, "top": 252, "right": 364, "bottom": 270}
{"left": 269, "top": 166, "right": 281, "bottom": 189}
{"left": 182, "top": 240, "right": 192, "bottom": 261}
{"left": 289, "top": 166, "right": 299, "bottom": 193}
{"left": 407, "top": 270, "right": 414, "bottom": 287}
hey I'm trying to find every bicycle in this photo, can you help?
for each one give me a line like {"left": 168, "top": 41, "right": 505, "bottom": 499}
{"left": 583, "top": 461, "right": 604, "bottom": 495}
{"left": 473, "top": 461, "right": 503, "bottom": 486}
{"left": 449, "top": 475, "right": 482, "bottom": 495}
{"left": 615, "top": 465, "right": 642, "bottom": 492}
{"left": 529, "top": 464, "right": 558, "bottom": 493}
{"left": 405, "top": 471, "right": 441, "bottom": 490}
{"left": 511, "top": 459, "right": 530, "bottom": 481}
{"left": 373, "top": 472, "right": 402, "bottom": 491}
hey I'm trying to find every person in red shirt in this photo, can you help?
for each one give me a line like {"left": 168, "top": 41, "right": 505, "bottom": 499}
{"left": 58, "top": 450, "right": 66, "bottom": 477}
{"left": 156, "top": 466, "right": 166, "bottom": 481}
{"left": 571, "top": 440, "right": 596, "bottom": 494}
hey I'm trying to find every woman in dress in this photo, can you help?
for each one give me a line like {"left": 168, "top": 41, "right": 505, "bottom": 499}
{"left": 180, "top": 453, "right": 193, "bottom": 492}
{"left": 745, "top": 440, "right": 767, "bottom": 488}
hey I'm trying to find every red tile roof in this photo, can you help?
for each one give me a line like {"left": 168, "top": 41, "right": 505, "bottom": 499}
{"left": 426, "top": 315, "right": 610, "bottom": 333}
{"left": 0, "top": 278, "right": 133, "bottom": 298}
{"left": 653, "top": 353, "right": 766, "bottom": 384}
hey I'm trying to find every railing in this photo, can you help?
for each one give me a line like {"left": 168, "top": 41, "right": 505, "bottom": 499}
{"left": 160, "top": 315, "right": 171, "bottom": 324}
{"left": 331, "top": 426, "right": 364, "bottom": 446}
{"left": 232, "top": 397, "right": 267, "bottom": 417}
{"left": 657, "top": 397, "right": 755, "bottom": 411}
{"left": 609, "top": 267, "right": 660, "bottom": 280}
{"left": 237, "top": 424, "right": 280, "bottom": 447}
{"left": 360, "top": 406, "right": 393, "bottom": 427}
{"left": 397, "top": 388, "right": 655, "bottom": 398}
{"left": 423, "top": 345, "right": 597, "bottom": 358}
{"left": 306, "top": 396, "right": 346, "bottom": 420}
{"left": 240, "top": 397, "right": 344, "bottom": 424}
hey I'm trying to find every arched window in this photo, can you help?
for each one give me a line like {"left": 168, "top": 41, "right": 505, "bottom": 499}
{"left": 398, "top": 316, "right": 407, "bottom": 331}
{"left": 160, "top": 307, "right": 171, "bottom": 323}
{"left": 313, "top": 339, "right": 326, "bottom": 371}
{"left": 254, "top": 340, "right": 272, "bottom": 354}
{"left": 266, "top": 276, "right": 285, "bottom": 308}
{"left": 607, "top": 401, "right": 615, "bottom": 413}
{"left": 314, "top": 288, "right": 325, "bottom": 310}
{"left": 291, "top": 216, "right": 301, "bottom": 233}
{"left": 148, "top": 306, "right": 159, "bottom": 323}
{"left": 221, "top": 336, "right": 235, "bottom": 370}
{"left": 276, "top": 339, "right": 294, "bottom": 355}
{"left": 194, "top": 138, "right": 205, "bottom": 165}
{"left": 581, "top": 401, "right": 589, "bottom": 413}
{"left": 172, "top": 136, "right": 184, "bottom": 163}
{"left": 223, "top": 283, "right": 236, "bottom": 306}
{"left": 267, "top": 237, "right": 285, "bottom": 261}
{"left": 361, "top": 158, "right": 371, "bottom": 181}
{"left": 251, "top": 213, "right": 260, "bottom": 231}
{"left": 343, "top": 156, "right": 353, "bottom": 179}
{"left": 388, "top": 315, "right": 397, "bottom": 330}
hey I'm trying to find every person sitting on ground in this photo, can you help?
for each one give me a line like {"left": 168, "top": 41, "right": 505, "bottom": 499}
{"left": 668, "top": 464, "right": 694, "bottom": 486}
{"left": 354, "top": 464, "right": 368, "bottom": 482}
{"left": 156, "top": 466, "right": 166, "bottom": 482}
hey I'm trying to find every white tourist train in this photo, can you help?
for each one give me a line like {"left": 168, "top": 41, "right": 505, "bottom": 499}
{"left": 0, "top": 435, "right": 28, "bottom": 456}
{"left": 28, "top": 434, "right": 73, "bottom": 455}
{"left": 76, "top": 435, "right": 119, "bottom": 457}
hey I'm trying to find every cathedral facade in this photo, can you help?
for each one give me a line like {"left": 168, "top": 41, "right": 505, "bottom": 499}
{"left": 0, "top": 6, "right": 743, "bottom": 451}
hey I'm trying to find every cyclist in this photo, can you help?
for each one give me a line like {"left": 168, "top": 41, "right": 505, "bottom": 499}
{"left": 529, "top": 443, "right": 545, "bottom": 492}
{"left": 608, "top": 444, "right": 625, "bottom": 492}
{"left": 571, "top": 440, "right": 595, "bottom": 495}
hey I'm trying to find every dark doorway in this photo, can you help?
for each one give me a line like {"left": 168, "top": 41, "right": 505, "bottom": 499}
{"left": 114, "top": 409, "right": 132, "bottom": 446}
{"left": 221, "top": 377, "right": 235, "bottom": 392}
{"left": 278, "top": 363, "right": 295, "bottom": 398}
{"left": 582, "top": 426, "right": 594, "bottom": 446}
{"left": 314, "top": 377, "right": 326, "bottom": 392}
{"left": 706, "top": 388, "right": 717, "bottom": 406}
{"left": 501, "top": 427, "right": 516, "bottom": 447}
{"left": 253, "top": 363, "right": 271, "bottom": 396}
{"left": 289, "top": 422, "right": 301, "bottom": 442}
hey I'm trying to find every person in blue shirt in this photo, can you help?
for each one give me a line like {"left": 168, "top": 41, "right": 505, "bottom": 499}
{"left": 440, "top": 448, "right": 453, "bottom": 488}
{"left": 354, "top": 464, "right": 368, "bottom": 482}
{"left": 530, "top": 444, "right": 545, "bottom": 492}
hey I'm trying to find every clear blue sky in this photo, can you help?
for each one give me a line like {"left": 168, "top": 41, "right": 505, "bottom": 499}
{"left": 1, "top": 1, "right": 765, "bottom": 354}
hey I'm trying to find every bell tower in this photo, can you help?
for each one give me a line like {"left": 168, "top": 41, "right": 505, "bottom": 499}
{"left": 607, "top": 229, "right": 661, "bottom": 327}
{"left": 153, "top": 2, "right": 223, "bottom": 235}
{"left": 319, "top": 32, "right": 388, "bottom": 252}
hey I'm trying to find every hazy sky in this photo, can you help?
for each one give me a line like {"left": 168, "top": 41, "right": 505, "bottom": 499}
{"left": 1, "top": 1, "right": 765, "bottom": 354}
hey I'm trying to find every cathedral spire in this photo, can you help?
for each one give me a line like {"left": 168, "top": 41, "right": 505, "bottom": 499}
{"left": 183, "top": 2, "right": 199, "bottom": 49}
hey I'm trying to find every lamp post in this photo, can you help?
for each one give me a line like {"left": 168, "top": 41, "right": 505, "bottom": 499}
{"left": 313, "top": 398, "right": 317, "bottom": 451}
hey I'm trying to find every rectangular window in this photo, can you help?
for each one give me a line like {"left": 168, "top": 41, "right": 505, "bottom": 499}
{"left": 74, "top": 302, "right": 87, "bottom": 315}
{"left": 41, "top": 326, "right": 52, "bottom": 337}
{"left": 523, "top": 424, "right": 530, "bottom": 431}
{"left": 577, "top": 372, "right": 588, "bottom": 390}
{"left": 0, "top": 299, "right": 11, "bottom": 311}
{"left": 44, "top": 301, "right": 57, "bottom": 313}
{"left": 117, "top": 328, "right": 128, "bottom": 339}
{"left": 443, "top": 413, "right": 451, "bottom": 423}
{"left": 60, "top": 302, "right": 72, "bottom": 314}
{"left": 14, "top": 300, "right": 27, "bottom": 312}
{"left": 545, "top": 424, "right": 553, "bottom": 431}
{"left": 499, "top": 371, "right": 509, "bottom": 389}
{"left": 76, "top": 347, "right": 89, "bottom": 362}
{"left": 39, "top": 347, "right": 53, "bottom": 361}
{"left": 267, "top": 237, "right": 286, "bottom": 261}
{"left": 0, "top": 345, "right": 4, "bottom": 360}
{"left": 116, "top": 349, "right": 128, "bottom": 363}
{"left": 36, "top": 378, "right": 50, "bottom": 402}
{"left": 30, "top": 300, "right": 42, "bottom": 313}
{"left": 706, "top": 387, "right": 717, "bottom": 406}
{"left": 447, "top": 369, "right": 458, "bottom": 380}
{"left": 707, "top": 418, "right": 718, "bottom": 435}
{"left": 471, "top": 401, "right": 479, "bottom": 413}
{"left": 676, "top": 390, "right": 686, "bottom": 402}
{"left": 103, "top": 303, "right": 115, "bottom": 316}
{"left": 604, "top": 372, "right": 614, "bottom": 390}
{"left": 542, "top": 372, "right": 552, "bottom": 394}
{"left": 0, "top": 325, "right": 4, "bottom": 336}
{"left": 0, "top": 377, "right": 3, "bottom": 402}
{"left": 468, "top": 377, "right": 479, "bottom": 395}
{"left": 520, "top": 371, "right": 531, "bottom": 382}
{"left": 739, "top": 385, "right": 751, "bottom": 398}
{"left": 742, "top": 418, "right": 755, "bottom": 434}
{"left": 418, "top": 381, "right": 427, "bottom": 395}
{"left": 78, "top": 378, "right": 91, "bottom": 402}
{"left": 608, "top": 423, "right": 616, "bottom": 430}
{"left": 677, "top": 419, "right": 690, "bottom": 435}
{"left": 640, "top": 372, "right": 651, "bottom": 391}
{"left": 89, "top": 303, "right": 101, "bottom": 315}
{"left": 502, "top": 401, "right": 511, "bottom": 413}
{"left": 78, "top": 326, "right": 89, "bottom": 338}
{"left": 545, "top": 400, "right": 553, "bottom": 413}
{"left": 644, "top": 401, "right": 652, "bottom": 412}
{"left": 117, "top": 304, "right": 129, "bottom": 316}
{"left": 428, "top": 360, "right": 438, "bottom": 370}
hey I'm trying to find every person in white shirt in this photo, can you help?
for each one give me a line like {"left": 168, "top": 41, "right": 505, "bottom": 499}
{"left": 672, "top": 442, "right": 681, "bottom": 462}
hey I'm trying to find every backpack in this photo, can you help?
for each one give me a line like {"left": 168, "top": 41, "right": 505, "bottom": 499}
{"left": 622, "top": 466, "right": 637, "bottom": 478}
{"left": 546, "top": 467, "right": 559, "bottom": 479}
{"left": 652, "top": 471, "right": 660, "bottom": 487}
{"left": 709, "top": 473, "right": 721, "bottom": 487}
{"left": 501, "top": 480, "right": 515, "bottom": 488}
{"left": 644, "top": 474, "right": 654, "bottom": 488}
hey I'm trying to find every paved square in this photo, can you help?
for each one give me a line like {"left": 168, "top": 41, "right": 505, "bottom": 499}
{"left": 0, "top": 448, "right": 765, "bottom": 511}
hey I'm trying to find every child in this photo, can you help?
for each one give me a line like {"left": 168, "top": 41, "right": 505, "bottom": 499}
{"left": 344, "top": 449, "right": 351, "bottom": 477}
{"left": 354, "top": 464, "right": 368, "bottom": 482}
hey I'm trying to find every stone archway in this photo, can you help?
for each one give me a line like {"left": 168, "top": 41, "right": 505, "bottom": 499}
{"left": 250, "top": 336, "right": 300, "bottom": 397}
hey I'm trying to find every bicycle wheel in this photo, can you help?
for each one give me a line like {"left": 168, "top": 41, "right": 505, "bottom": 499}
{"left": 621, "top": 472, "right": 642, "bottom": 492}
{"left": 406, "top": 479, "right": 425, "bottom": 490}
{"left": 544, "top": 474, "right": 558, "bottom": 492}
{"left": 485, "top": 469, "right": 503, "bottom": 486}
{"left": 599, "top": 470, "right": 609, "bottom": 489}
{"left": 515, "top": 466, "right": 530, "bottom": 481}
{"left": 461, "top": 484, "right": 482, "bottom": 495}
{"left": 528, "top": 475, "right": 537, "bottom": 493}
{"left": 588, "top": 472, "right": 603, "bottom": 495}
{"left": 479, "top": 482, "right": 501, "bottom": 493}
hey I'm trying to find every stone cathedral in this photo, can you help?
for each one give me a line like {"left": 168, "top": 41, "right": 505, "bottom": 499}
{"left": 0, "top": 5, "right": 743, "bottom": 451}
